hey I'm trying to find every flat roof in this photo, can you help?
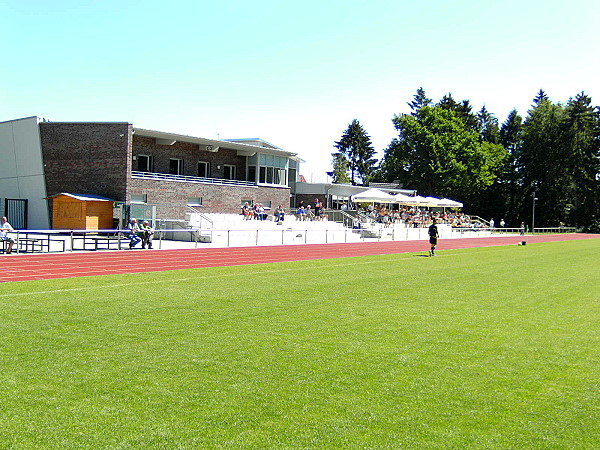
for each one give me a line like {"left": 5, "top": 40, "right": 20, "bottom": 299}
{"left": 133, "top": 128, "right": 297, "bottom": 158}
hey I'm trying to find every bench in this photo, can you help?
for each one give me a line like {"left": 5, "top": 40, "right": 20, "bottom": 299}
{"left": 72, "top": 235, "right": 131, "bottom": 251}
{"left": 2, "top": 234, "right": 66, "bottom": 253}
{"left": 17, "top": 237, "right": 44, "bottom": 252}
{"left": 1, "top": 239, "right": 14, "bottom": 253}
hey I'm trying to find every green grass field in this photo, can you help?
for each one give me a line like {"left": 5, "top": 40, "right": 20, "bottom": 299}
{"left": 1, "top": 240, "right": 598, "bottom": 449}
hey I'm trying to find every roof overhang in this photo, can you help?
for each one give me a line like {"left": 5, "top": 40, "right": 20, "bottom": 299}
{"left": 45, "top": 193, "right": 116, "bottom": 202}
{"left": 133, "top": 128, "right": 297, "bottom": 158}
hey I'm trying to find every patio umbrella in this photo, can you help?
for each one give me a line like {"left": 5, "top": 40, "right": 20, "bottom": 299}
{"left": 351, "top": 188, "right": 396, "bottom": 203}
{"left": 437, "top": 198, "right": 463, "bottom": 208}
{"left": 391, "top": 193, "right": 417, "bottom": 205}
{"left": 408, "top": 195, "right": 435, "bottom": 206}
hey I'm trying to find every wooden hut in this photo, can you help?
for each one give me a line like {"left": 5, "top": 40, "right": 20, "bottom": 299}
{"left": 46, "top": 193, "right": 115, "bottom": 230}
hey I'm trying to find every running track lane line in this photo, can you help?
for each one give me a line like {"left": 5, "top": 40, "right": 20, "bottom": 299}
{"left": 1, "top": 234, "right": 598, "bottom": 283}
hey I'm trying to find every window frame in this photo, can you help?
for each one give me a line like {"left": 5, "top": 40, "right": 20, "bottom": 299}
{"left": 223, "top": 164, "right": 236, "bottom": 180}
{"left": 198, "top": 161, "right": 210, "bottom": 178}
{"left": 169, "top": 158, "right": 184, "bottom": 175}
{"left": 137, "top": 154, "right": 153, "bottom": 172}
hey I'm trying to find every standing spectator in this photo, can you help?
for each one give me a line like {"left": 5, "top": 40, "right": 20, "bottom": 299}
{"left": 0, "top": 216, "right": 15, "bottom": 254}
{"left": 314, "top": 198, "right": 323, "bottom": 220}
{"left": 489, "top": 218, "right": 495, "bottom": 228}
{"left": 500, "top": 218, "right": 505, "bottom": 228}
{"left": 428, "top": 218, "right": 439, "bottom": 257}
{"left": 126, "top": 218, "right": 142, "bottom": 248}
{"left": 140, "top": 220, "right": 154, "bottom": 249}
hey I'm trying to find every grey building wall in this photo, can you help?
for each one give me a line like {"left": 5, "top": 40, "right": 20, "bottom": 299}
{"left": 0, "top": 116, "right": 49, "bottom": 229}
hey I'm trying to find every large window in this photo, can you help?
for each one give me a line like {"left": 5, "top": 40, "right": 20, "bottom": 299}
{"left": 169, "top": 158, "right": 183, "bottom": 175}
{"left": 256, "top": 154, "right": 288, "bottom": 185}
{"left": 259, "top": 166, "right": 287, "bottom": 184}
{"left": 198, "top": 161, "right": 210, "bottom": 178}
{"left": 137, "top": 155, "right": 153, "bottom": 172}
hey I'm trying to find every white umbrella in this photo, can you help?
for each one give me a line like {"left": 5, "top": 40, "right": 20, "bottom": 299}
{"left": 437, "top": 198, "right": 463, "bottom": 208}
{"left": 423, "top": 196, "right": 442, "bottom": 207}
{"left": 408, "top": 195, "right": 434, "bottom": 206}
{"left": 351, "top": 188, "right": 395, "bottom": 203}
{"left": 392, "top": 193, "right": 418, "bottom": 204}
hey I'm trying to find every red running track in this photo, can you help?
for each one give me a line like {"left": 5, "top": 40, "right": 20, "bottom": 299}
{"left": 1, "top": 234, "right": 598, "bottom": 283}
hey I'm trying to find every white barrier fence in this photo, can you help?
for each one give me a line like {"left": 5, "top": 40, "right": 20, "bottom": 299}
{"left": 0, "top": 224, "right": 532, "bottom": 254}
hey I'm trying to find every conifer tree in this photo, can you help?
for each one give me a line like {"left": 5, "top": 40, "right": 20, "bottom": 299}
{"left": 334, "top": 119, "right": 377, "bottom": 185}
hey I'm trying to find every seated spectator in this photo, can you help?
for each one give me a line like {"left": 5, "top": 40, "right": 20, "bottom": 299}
{"left": 126, "top": 218, "right": 142, "bottom": 248}
{"left": 274, "top": 205, "right": 285, "bottom": 223}
{"left": 0, "top": 216, "right": 15, "bottom": 254}
{"left": 254, "top": 203, "right": 267, "bottom": 221}
{"left": 296, "top": 205, "right": 306, "bottom": 220}
{"left": 306, "top": 205, "right": 315, "bottom": 221}
{"left": 241, "top": 202, "right": 254, "bottom": 220}
{"left": 140, "top": 220, "right": 154, "bottom": 249}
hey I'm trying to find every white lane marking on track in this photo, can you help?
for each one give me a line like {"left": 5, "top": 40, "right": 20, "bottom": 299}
{"left": 0, "top": 254, "right": 428, "bottom": 298}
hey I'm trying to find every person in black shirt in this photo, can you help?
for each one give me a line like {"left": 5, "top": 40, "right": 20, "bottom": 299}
{"left": 428, "top": 219, "right": 439, "bottom": 257}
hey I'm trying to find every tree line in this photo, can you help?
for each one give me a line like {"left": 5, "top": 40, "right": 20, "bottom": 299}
{"left": 331, "top": 88, "right": 600, "bottom": 230}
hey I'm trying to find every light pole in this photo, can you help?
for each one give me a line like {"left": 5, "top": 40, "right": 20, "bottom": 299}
{"left": 532, "top": 192, "right": 538, "bottom": 234}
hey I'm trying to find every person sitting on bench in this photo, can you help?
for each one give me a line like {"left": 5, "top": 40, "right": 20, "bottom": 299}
{"left": 140, "top": 220, "right": 154, "bottom": 249}
{"left": 126, "top": 218, "right": 142, "bottom": 248}
{"left": 0, "top": 217, "right": 15, "bottom": 254}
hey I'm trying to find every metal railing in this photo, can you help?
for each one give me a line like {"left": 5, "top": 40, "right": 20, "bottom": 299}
{"left": 131, "top": 171, "right": 257, "bottom": 187}
{"left": 186, "top": 205, "right": 213, "bottom": 229}
{"left": 531, "top": 227, "right": 578, "bottom": 234}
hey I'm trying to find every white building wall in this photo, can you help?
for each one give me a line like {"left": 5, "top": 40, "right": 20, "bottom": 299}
{"left": 0, "top": 116, "right": 49, "bottom": 229}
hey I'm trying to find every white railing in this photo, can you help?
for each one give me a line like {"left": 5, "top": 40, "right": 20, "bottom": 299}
{"left": 0, "top": 225, "right": 531, "bottom": 253}
{"left": 131, "top": 171, "right": 257, "bottom": 187}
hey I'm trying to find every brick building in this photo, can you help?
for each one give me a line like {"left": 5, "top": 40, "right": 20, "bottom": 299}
{"left": 0, "top": 116, "right": 301, "bottom": 229}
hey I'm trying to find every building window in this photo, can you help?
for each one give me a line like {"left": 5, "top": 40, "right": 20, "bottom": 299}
{"left": 247, "top": 166, "right": 256, "bottom": 182}
{"left": 187, "top": 197, "right": 202, "bottom": 207}
{"left": 137, "top": 155, "right": 153, "bottom": 172}
{"left": 131, "top": 194, "right": 147, "bottom": 204}
{"left": 224, "top": 164, "right": 236, "bottom": 180}
{"left": 169, "top": 158, "right": 183, "bottom": 175}
{"left": 198, "top": 161, "right": 210, "bottom": 178}
{"left": 256, "top": 154, "right": 288, "bottom": 185}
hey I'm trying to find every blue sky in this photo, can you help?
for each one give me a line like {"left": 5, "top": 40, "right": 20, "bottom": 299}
{"left": 2, "top": 0, "right": 598, "bottom": 182}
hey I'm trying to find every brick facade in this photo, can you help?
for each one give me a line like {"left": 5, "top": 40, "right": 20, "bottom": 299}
{"left": 132, "top": 136, "right": 247, "bottom": 180}
{"left": 129, "top": 178, "right": 290, "bottom": 218}
{"left": 40, "top": 122, "right": 131, "bottom": 201}
{"left": 38, "top": 121, "right": 293, "bottom": 226}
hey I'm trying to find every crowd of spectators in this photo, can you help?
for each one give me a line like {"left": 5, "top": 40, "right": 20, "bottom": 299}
{"left": 239, "top": 200, "right": 478, "bottom": 228}
{"left": 361, "top": 205, "right": 474, "bottom": 228}
{"left": 241, "top": 202, "right": 269, "bottom": 221}
{"left": 295, "top": 198, "right": 327, "bottom": 221}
